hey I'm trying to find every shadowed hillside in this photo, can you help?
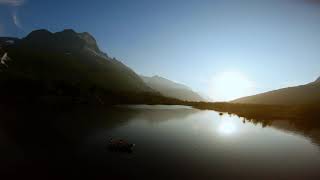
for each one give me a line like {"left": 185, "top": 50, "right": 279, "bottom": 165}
{"left": 141, "top": 75, "right": 204, "bottom": 101}
{"left": 232, "top": 77, "right": 320, "bottom": 105}
{"left": 0, "top": 29, "right": 171, "bottom": 105}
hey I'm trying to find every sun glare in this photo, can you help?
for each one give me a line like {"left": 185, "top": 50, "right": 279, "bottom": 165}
{"left": 209, "top": 71, "right": 256, "bottom": 101}
{"left": 218, "top": 122, "right": 236, "bottom": 135}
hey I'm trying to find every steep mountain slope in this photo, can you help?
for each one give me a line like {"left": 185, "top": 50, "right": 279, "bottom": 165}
{"left": 232, "top": 77, "right": 320, "bottom": 105}
{"left": 141, "top": 75, "right": 204, "bottom": 101}
{"left": 0, "top": 29, "right": 155, "bottom": 99}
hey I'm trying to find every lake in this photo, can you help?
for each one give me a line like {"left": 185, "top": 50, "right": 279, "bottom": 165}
{"left": 1, "top": 105, "right": 320, "bottom": 179}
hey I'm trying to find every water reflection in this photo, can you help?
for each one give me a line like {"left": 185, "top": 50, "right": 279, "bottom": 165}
{"left": 1, "top": 104, "right": 320, "bottom": 179}
{"left": 218, "top": 121, "right": 236, "bottom": 135}
{"left": 83, "top": 106, "right": 320, "bottom": 179}
{"left": 236, "top": 114, "right": 320, "bottom": 147}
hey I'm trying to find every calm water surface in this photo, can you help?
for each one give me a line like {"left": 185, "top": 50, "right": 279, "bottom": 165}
{"left": 80, "top": 105, "right": 320, "bottom": 179}
{"left": 1, "top": 105, "right": 320, "bottom": 179}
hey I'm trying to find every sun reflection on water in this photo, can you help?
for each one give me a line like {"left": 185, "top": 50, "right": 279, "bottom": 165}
{"left": 218, "top": 122, "right": 236, "bottom": 135}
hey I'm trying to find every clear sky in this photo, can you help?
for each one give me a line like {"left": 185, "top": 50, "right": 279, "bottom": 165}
{"left": 0, "top": 0, "right": 320, "bottom": 101}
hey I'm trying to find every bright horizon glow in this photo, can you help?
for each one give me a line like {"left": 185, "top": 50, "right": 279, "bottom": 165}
{"left": 0, "top": 0, "right": 320, "bottom": 99}
{"left": 209, "top": 71, "right": 256, "bottom": 101}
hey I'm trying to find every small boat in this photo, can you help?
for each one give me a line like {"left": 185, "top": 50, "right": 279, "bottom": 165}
{"left": 108, "top": 138, "right": 135, "bottom": 153}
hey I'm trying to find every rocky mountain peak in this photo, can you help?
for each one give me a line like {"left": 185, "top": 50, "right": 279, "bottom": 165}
{"left": 21, "top": 29, "right": 101, "bottom": 53}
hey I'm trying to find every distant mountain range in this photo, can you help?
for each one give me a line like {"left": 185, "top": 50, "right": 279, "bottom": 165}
{"left": 141, "top": 75, "right": 204, "bottom": 101}
{"left": 0, "top": 29, "right": 204, "bottom": 104}
{"left": 2, "top": 29, "right": 318, "bottom": 106}
{"left": 0, "top": 29, "right": 163, "bottom": 104}
{"left": 232, "top": 77, "right": 320, "bottom": 105}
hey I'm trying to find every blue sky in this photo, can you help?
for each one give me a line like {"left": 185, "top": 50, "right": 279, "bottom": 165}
{"left": 0, "top": 0, "right": 320, "bottom": 100}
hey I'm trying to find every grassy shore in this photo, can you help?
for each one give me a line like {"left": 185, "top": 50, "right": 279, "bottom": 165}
{"left": 190, "top": 102, "right": 320, "bottom": 130}
{"left": 1, "top": 89, "right": 319, "bottom": 130}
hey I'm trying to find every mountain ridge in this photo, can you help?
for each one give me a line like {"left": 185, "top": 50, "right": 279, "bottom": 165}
{"left": 0, "top": 29, "right": 157, "bottom": 101}
{"left": 232, "top": 77, "right": 320, "bottom": 105}
{"left": 141, "top": 75, "right": 204, "bottom": 101}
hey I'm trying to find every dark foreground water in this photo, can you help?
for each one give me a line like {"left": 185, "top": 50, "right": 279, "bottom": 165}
{"left": 1, "top": 105, "right": 320, "bottom": 179}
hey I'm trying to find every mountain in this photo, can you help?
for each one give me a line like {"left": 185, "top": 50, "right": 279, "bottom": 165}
{"left": 232, "top": 77, "right": 320, "bottom": 105}
{"left": 141, "top": 75, "right": 204, "bottom": 101}
{"left": 0, "top": 29, "right": 156, "bottom": 102}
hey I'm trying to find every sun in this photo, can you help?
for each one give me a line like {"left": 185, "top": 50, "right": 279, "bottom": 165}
{"left": 209, "top": 71, "right": 255, "bottom": 101}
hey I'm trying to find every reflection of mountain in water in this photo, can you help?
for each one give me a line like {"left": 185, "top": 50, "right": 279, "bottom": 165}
{"left": 0, "top": 106, "right": 197, "bottom": 155}
{"left": 0, "top": 105, "right": 198, "bottom": 148}
{"left": 122, "top": 105, "right": 199, "bottom": 124}
{"left": 241, "top": 117, "right": 320, "bottom": 148}
{"left": 270, "top": 120, "right": 320, "bottom": 147}
{"left": 0, "top": 104, "right": 199, "bottom": 178}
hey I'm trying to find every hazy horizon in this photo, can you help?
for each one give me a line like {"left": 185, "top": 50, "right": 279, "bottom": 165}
{"left": 1, "top": 0, "right": 320, "bottom": 101}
